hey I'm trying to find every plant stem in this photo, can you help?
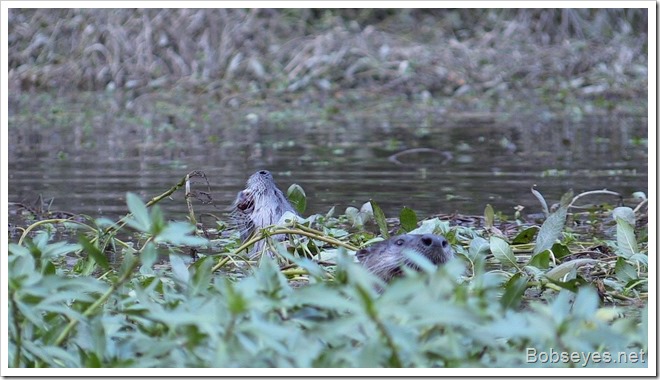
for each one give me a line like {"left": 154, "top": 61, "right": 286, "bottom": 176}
{"left": 184, "top": 173, "right": 198, "bottom": 226}
{"left": 568, "top": 189, "right": 621, "bottom": 209}
{"left": 10, "top": 295, "right": 22, "bottom": 368}
{"left": 211, "top": 226, "right": 358, "bottom": 273}
{"left": 270, "top": 228, "right": 358, "bottom": 251}
{"left": 357, "top": 285, "right": 403, "bottom": 367}
{"left": 53, "top": 238, "right": 148, "bottom": 347}
{"left": 102, "top": 171, "right": 194, "bottom": 235}
{"left": 18, "top": 219, "right": 94, "bottom": 246}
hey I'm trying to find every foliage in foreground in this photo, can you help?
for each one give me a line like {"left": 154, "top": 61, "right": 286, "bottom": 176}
{"left": 8, "top": 189, "right": 648, "bottom": 368}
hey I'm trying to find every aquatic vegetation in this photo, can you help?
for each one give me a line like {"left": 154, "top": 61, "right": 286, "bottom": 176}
{"left": 7, "top": 174, "right": 648, "bottom": 368}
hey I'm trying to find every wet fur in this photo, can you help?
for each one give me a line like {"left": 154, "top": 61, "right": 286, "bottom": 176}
{"left": 230, "top": 170, "right": 297, "bottom": 256}
{"left": 356, "top": 234, "right": 454, "bottom": 281}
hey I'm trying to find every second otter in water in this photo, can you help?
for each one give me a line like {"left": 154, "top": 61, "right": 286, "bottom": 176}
{"left": 230, "top": 170, "right": 298, "bottom": 255}
{"left": 356, "top": 234, "right": 454, "bottom": 281}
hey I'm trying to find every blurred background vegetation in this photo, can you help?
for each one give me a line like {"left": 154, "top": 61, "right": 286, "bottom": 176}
{"left": 8, "top": 8, "right": 648, "bottom": 115}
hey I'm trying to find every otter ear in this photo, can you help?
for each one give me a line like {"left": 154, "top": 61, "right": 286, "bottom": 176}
{"left": 355, "top": 248, "right": 369, "bottom": 262}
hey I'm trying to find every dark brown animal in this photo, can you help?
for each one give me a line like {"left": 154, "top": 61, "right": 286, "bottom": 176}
{"left": 356, "top": 234, "right": 454, "bottom": 281}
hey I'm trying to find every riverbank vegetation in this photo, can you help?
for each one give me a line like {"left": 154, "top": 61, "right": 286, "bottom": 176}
{"left": 8, "top": 9, "right": 648, "bottom": 119}
{"left": 8, "top": 171, "right": 648, "bottom": 368}
{"left": 7, "top": 8, "right": 649, "bottom": 369}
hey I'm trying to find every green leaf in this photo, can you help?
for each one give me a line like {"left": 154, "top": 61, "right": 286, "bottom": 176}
{"left": 409, "top": 218, "right": 450, "bottom": 235}
{"left": 545, "top": 258, "right": 597, "bottom": 281}
{"left": 558, "top": 190, "right": 574, "bottom": 207}
{"left": 78, "top": 234, "right": 109, "bottom": 270}
{"left": 612, "top": 206, "right": 636, "bottom": 225}
{"left": 615, "top": 257, "right": 637, "bottom": 282}
{"left": 550, "top": 242, "right": 571, "bottom": 260}
{"left": 39, "top": 240, "right": 82, "bottom": 262}
{"left": 125, "top": 192, "right": 151, "bottom": 232}
{"left": 287, "top": 183, "right": 307, "bottom": 214}
{"left": 613, "top": 207, "right": 638, "bottom": 258}
{"left": 531, "top": 186, "right": 549, "bottom": 216}
{"left": 370, "top": 199, "right": 389, "bottom": 239}
{"left": 628, "top": 253, "right": 648, "bottom": 266}
{"left": 527, "top": 249, "right": 550, "bottom": 269}
{"left": 118, "top": 249, "right": 138, "bottom": 279}
{"left": 9, "top": 244, "right": 36, "bottom": 277}
{"left": 545, "top": 275, "right": 588, "bottom": 292}
{"left": 399, "top": 206, "right": 418, "bottom": 232}
{"left": 468, "top": 236, "right": 490, "bottom": 259}
{"left": 225, "top": 279, "right": 249, "bottom": 315}
{"left": 401, "top": 247, "right": 436, "bottom": 274}
{"left": 325, "top": 206, "right": 335, "bottom": 218}
{"left": 169, "top": 254, "right": 190, "bottom": 285}
{"left": 23, "top": 341, "right": 79, "bottom": 367}
{"left": 345, "top": 206, "right": 362, "bottom": 227}
{"left": 274, "top": 243, "right": 326, "bottom": 279}
{"left": 489, "top": 236, "right": 518, "bottom": 269}
{"left": 500, "top": 273, "right": 528, "bottom": 310}
{"left": 156, "top": 222, "right": 207, "bottom": 246}
{"left": 79, "top": 347, "right": 103, "bottom": 367}
{"left": 632, "top": 191, "right": 646, "bottom": 201}
{"left": 139, "top": 242, "right": 158, "bottom": 270}
{"left": 512, "top": 227, "right": 539, "bottom": 244}
{"left": 533, "top": 190, "right": 572, "bottom": 255}
{"left": 624, "top": 278, "right": 647, "bottom": 292}
{"left": 572, "top": 287, "right": 599, "bottom": 318}
{"left": 190, "top": 256, "right": 213, "bottom": 295}
{"left": 484, "top": 204, "right": 494, "bottom": 228}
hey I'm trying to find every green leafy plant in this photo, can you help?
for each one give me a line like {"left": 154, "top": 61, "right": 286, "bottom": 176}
{"left": 7, "top": 183, "right": 648, "bottom": 368}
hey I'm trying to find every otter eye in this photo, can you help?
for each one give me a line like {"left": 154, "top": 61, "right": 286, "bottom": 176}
{"left": 395, "top": 239, "right": 404, "bottom": 246}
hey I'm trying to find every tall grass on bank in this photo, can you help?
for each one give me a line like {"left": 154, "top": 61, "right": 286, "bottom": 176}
{"left": 8, "top": 9, "right": 647, "bottom": 100}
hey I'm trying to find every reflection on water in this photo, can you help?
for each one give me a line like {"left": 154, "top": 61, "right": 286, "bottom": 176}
{"left": 8, "top": 92, "right": 648, "bottom": 225}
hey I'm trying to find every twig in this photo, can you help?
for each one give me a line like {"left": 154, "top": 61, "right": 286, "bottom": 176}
{"left": 185, "top": 173, "right": 198, "bottom": 226}
{"left": 633, "top": 198, "right": 648, "bottom": 214}
{"left": 210, "top": 225, "right": 358, "bottom": 273}
{"left": 18, "top": 219, "right": 94, "bottom": 246}
{"left": 568, "top": 189, "right": 621, "bottom": 209}
{"left": 102, "top": 171, "right": 197, "bottom": 236}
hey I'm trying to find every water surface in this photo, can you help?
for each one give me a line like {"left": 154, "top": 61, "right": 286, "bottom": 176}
{"left": 8, "top": 92, "right": 648, "bottom": 226}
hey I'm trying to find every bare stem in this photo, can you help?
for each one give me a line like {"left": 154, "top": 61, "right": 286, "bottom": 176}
{"left": 18, "top": 219, "right": 94, "bottom": 246}
{"left": 211, "top": 225, "right": 358, "bottom": 273}
{"left": 568, "top": 189, "right": 621, "bottom": 209}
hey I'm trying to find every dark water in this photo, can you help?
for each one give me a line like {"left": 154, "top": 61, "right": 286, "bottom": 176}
{"left": 8, "top": 92, "right": 648, "bottom": 226}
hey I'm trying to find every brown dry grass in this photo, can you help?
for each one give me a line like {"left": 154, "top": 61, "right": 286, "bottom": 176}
{"left": 8, "top": 9, "right": 648, "bottom": 107}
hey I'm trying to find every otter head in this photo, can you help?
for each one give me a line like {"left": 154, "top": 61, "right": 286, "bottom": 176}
{"left": 356, "top": 234, "right": 454, "bottom": 281}
{"left": 230, "top": 170, "right": 297, "bottom": 255}
{"left": 246, "top": 170, "right": 276, "bottom": 195}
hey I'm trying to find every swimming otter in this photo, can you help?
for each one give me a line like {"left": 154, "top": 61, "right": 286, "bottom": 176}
{"left": 230, "top": 170, "right": 298, "bottom": 256}
{"left": 356, "top": 234, "right": 454, "bottom": 281}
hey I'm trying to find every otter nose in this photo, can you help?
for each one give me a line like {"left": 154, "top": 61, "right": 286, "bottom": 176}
{"left": 440, "top": 237, "right": 449, "bottom": 249}
{"left": 421, "top": 235, "right": 434, "bottom": 246}
{"left": 258, "top": 170, "right": 268, "bottom": 175}
{"left": 420, "top": 234, "right": 450, "bottom": 249}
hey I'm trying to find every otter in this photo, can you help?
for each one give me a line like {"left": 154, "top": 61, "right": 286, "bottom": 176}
{"left": 230, "top": 170, "right": 298, "bottom": 256}
{"left": 356, "top": 234, "right": 454, "bottom": 281}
